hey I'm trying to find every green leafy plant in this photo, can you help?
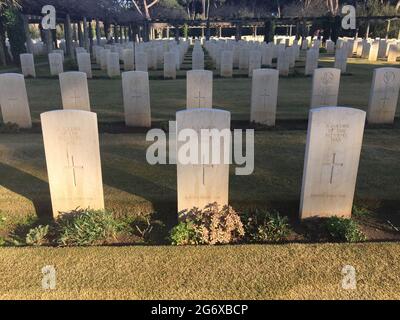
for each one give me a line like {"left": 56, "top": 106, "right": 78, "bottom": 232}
{"left": 170, "top": 221, "right": 200, "bottom": 245}
{"left": 173, "top": 203, "right": 245, "bottom": 245}
{"left": 325, "top": 216, "right": 367, "bottom": 243}
{"left": 0, "top": 237, "right": 5, "bottom": 246}
{"left": 25, "top": 225, "right": 49, "bottom": 246}
{"left": 56, "top": 209, "right": 125, "bottom": 246}
{"left": 243, "top": 209, "right": 291, "bottom": 243}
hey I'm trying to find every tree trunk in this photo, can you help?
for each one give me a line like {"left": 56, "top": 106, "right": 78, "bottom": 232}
{"left": 77, "top": 21, "right": 83, "bottom": 47}
{"left": 83, "top": 17, "right": 89, "bottom": 50}
{"left": 0, "top": 15, "right": 8, "bottom": 66}
{"left": 88, "top": 20, "right": 94, "bottom": 53}
{"left": 95, "top": 19, "right": 101, "bottom": 45}
{"left": 65, "top": 14, "right": 74, "bottom": 60}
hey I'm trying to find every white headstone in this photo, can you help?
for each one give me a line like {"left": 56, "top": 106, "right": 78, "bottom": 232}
{"left": 135, "top": 52, "right": 148, "bottom": 72}
{"left": 48, "top": 53, "right": 63, "bottom": 76}
{"left": 59, "top": 72, "right": 90, "bottom": 111}
{"left": 250, "top": 69, "right": 279, "bottom": 126}
{"left": 300, "top": 107, "right": 366, "bottom": 219}
{"left": 277, "top": 49, "right": 290, "bottom": 76}
{"left": 0, "top": 73, "right": 32, "bottom": 128}
{"left": 261, "top": 45, "right": 273, "bottom": 67}
{"left": 367, "top": 67, "right": 400, "bottom": 124}
{"left": 305, "top": 49, "right": 318, "bottom": 76}
{"left": 334, "top": 48, "right": 348, "bottom": 73}
{"left": 122, "top": 71, "right": 151, "bottom": 127}
{"left": 77, "top": 52, "right": 92, "bottom": 79}
{"left": 248, "top": 50, "right": 262, "bottom": 77}
{"left": 20, "top": 53, "right": 36, "bottom": 78}
{"left": 41, "top": 110, "right": 104, "bottom": 217}
{"left": 192, "top": 49, "right": 205, "bottom": 70}
{"left": 100, "top": 49, "right": 110, "bottom": 70}
{"left": 220, "top": 50, "right": 233, "bottom": 78}
{"left": 107, "top": 52, "right": 121, "bottom": 77}
{"left": 176, "top": 108, "right": 230, "bottom": 212}
{"left": 368, "top": 41, "right": 379, "bottom": 62}
{"left": 187, "top": 70, "right": 213, "bottom": 109}
{"left": 123, "top": 49, "right": 134, "bottom": 71}
{"left": 310, "top": 68, "right": 341, "bottom": 108}
{"left": 387, "top": 44, "right": 399, "bottom": 63}
{"left": 164, "top": 52, "right": 177, "bottom": 79}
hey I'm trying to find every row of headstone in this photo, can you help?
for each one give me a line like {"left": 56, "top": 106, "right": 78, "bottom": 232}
{"left": 6, "top": 64, "right": 399, "bottom": 132}
{"left": 40, "top": 105, "right": 365, "bottom": 219}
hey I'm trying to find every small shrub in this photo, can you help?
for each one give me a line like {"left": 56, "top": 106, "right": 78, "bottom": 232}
{"left": 243, "top": 209, "right": 291, "bottom": 243}
{"left": 0, "top": 237, "right": 5, "bottom": 246}
{"left": 25, "top": 225, "right": 49, "bottom": 246}
{"left": 57, "top": 209, "right": 125, "bottom": 246}
{"left": 174, "top": 203, "right": 245, "bottom": 245}
{"left": 170, "top": 221, "right": 200, "bottom": 245}
{"left": 325, "top": 216, "right": 366, "bottom": 243}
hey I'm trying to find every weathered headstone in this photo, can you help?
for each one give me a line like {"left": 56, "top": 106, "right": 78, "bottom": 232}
{"left": 192, "top": 49, "right": 205, "bottom": 70}
{"left": 176, "top": 108, "right": 230, "bottom": 212}
{"left": 262, "top": 45, "right": 273, "bottom": 67}
{"left": 48, "top": 53, "right": 63, "bottom": 76}
{"left": 107, "top": 52, "right": 121, "bottom": 77}
{"left": 220, "top": 50, "right": 233, "bottom": 78}
{"left": 0, "top": 73, "right": 32, "bottom": 128}
{"left": 187, "top": 70, "right": 213, "bottom": 109}
{"left": 334, "top": 48, "right": 348, "bottom": 73}
{"left": 77, "top": 52, "right": 92, "bottom": 79}
{"left": 123, "top": 49, "right": 134, "bottom": 71}
{"left": 248, "top": 50, "right": 262, "bottom": 77}
{"left": 250, "top": 69, "right": 279, "bottom": 126}
{"left": 300, "top": 107, "right": 366, "bottom": 219}
{"left": 310, "top": 68, "right": 341, "bottom": 108}
{"left": 135, "top": 52, "right": 148, "bottom": 72}
{"left": 368, "top": 41, "right": 379, "bottom": 62}
{"left": 305, "top": 49, "right": 318, "bottom": 76}
{"left": 164, "top": 52, "right": 177, "bottom": 79}
{"left": 41, "top": 110, "right": 105, "bottom": 217}
{"left": 122, "top": 71, "right": 151, "bottom": 127}
{"left": 20, "top": 53, "right": 36, "bottom": 78}
{"left": 367, "top": 67, "right": 400, "bottom": 124}
{"left": 387, "top": 44, "right": 399, "bottom": 63}
{"left": 277, "top": 49, "right": 290, "bottom": 76}
{"left": 239, "top": 48, "right": 249, "bottom": 70}
{"left": 59, "top": 72, "right": 91, "bottom": 111}
{"left": 100, "top": 49, "right": 111, "bottom": 70}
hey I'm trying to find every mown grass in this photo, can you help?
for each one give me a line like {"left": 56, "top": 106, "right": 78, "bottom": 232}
{"left": 0, "top": 243, "right": 399, "bottom": 299}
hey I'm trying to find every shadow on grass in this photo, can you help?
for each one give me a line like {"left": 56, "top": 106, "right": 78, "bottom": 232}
{"left": 0, "top": 162, "right": 52, "bottom": 221}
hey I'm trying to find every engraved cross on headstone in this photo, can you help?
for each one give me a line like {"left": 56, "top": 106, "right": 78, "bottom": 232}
{"left": 194, "top": 90, "right": 206, "bottom": 108}
{"left": 65, "top": 150, "right": 83, "bottom": 187}
{"left": 68, "top": 89, "right": 81, "bottom": 107}
{"left": 323, "top": 153, "right": 343, "bottom": 184}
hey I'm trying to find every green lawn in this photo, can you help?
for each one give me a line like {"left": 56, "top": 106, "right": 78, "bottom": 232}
{"left": 1, "top": 243, "right": 400, "bottom": 299}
